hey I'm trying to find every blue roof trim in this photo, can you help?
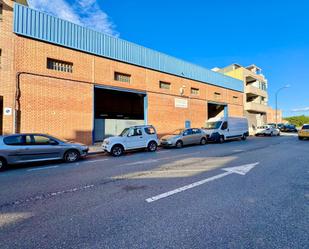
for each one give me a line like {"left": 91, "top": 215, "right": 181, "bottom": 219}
{"left": 13, "top": 3, "right": 243, "bottom": 92}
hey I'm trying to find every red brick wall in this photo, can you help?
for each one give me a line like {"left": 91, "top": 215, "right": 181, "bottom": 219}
{"left": 0, "top": 3, "right": 245, "bottom": 144}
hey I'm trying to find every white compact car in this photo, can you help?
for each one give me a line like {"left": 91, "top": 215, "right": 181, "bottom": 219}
{"left": 102, "top": 125, "right": 159, "bottom": 156}
{"left": 255, "top": 125, "right": 280, "bottom": 136}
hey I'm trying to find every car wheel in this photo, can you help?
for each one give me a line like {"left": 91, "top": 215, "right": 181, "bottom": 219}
{"left": 218, "top": 136, "right": 224, "bottom": 144}
{"left": 64, "top": 150, "right": 80, "bottom": 163}
{"left": 277, "top": 132, "right": 280, "bottom": 136}
{"left": 175, "top": 140, "right": 183, "bottom": 148}
{"left": 200, "top": 137, "right": 207, "bottom": 145}
{"left": 270, "top": 132, "right": 273, "bottom": 137}
{"left": 298, "top": 137, "right": 304, "bottom": 140}
{"left": 147, "top": 141, "right": 158, "bottom": 152}
{"left": 111, "top": 145, "right": 124, "bottom": 157}
{"left": 241, "top": 134, "right": 247, "bottom": 140}
{"left": 0, "top": 158, "right": 8, "bottom": 172}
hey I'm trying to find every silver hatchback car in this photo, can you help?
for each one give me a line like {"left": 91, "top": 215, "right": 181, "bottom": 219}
{"left": 160, "top": 128, "right": 207, "bottom": 148}
{"left": 0, "top": 134, "right": 89, "bottom": 171}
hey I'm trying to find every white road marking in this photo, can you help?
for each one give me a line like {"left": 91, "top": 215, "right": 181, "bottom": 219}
{"left": 146, "top": 162, "right": 259, "bottom": 203}
{"left": 27, "top": 165, "right": 59, "bottom": 172}
{"left": 233, "top": 149, "right": 244, "bottom": 152}
{"left": 87, "top": 159, "right": 109, "bottom": 163}
{"left": 124, "top": 159, "right": 159, "bottom": 166}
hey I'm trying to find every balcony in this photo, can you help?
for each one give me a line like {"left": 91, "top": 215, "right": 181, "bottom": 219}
{"left": 245, "top": 85, "right": 268, "bottom": 98}
{"left": 245, "top": 102, "right": 268, "bottom": 113}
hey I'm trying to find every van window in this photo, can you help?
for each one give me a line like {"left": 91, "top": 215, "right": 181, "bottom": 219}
{"left": 221, "top": 122, "right": 228, "bottom": 130}
{"left": 204, "top": 121, "right": 222, "bottom": 130}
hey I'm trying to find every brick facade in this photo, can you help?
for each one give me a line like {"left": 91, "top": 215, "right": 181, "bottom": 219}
{"left": 0, "top": 1, "right": 244, "bottom": 144}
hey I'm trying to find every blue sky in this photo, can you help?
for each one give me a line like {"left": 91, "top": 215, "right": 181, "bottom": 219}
{"left": 28, "top": 0, "right": 309, "bottom": 117}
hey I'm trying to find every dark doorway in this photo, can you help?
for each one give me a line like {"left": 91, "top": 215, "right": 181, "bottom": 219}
{"left": 208, "top": 102, "right": 226, "bottom": 120}
{"left": 0, "top": 96, "right": 3, "bottom": 135}
{"left": 94, "top": 87, "right": 146, "bottom": 142}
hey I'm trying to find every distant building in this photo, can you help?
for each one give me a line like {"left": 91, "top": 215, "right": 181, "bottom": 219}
{"left": 266, "top": 107, "right": 283, "bottom": 124}
{"left": 215, "top": 64, "right": 270, "bottom": 134}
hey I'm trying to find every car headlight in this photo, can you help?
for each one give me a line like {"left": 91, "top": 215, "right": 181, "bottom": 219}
{"left": 104, "top": 140, "right": 110, "bottom": 145}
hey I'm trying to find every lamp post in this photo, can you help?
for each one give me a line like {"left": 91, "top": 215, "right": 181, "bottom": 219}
{"left": 275, "top": 84, "right": 290, "bottom": 128}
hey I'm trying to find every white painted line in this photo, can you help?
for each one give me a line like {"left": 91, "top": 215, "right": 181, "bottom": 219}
{"left": 27, "top": 165, "right": 59, "bottom": 172}
{"left": 146, "top": 162, "right": 259, "bottom": 203}
{"left": 233, "top": 149, "right": 245, "bottom": 152}
{"left": 124, "top": 159, "right": 159, "bottom": 166}
{"left": 87, "top": 159, "right": 109, "bottom": 163}
{"left": 146, "top": 172, "right": 231, "bottom": 203}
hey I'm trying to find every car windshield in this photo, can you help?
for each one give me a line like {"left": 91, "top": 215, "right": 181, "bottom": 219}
{"left": 204, "top": 121, "right": 222, "bottom": 130}
{"left": 302, "top": 125, "right": 309, "bottom": 130}
{"left": 119, "top": 128, "right": 130, "bottom": 136}
{"left": 171, "top": 129, "right": 184, "bottom": 135}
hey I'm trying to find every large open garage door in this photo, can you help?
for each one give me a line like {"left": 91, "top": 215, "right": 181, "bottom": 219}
{"left": 207, "top": 102, "right": 228, "bottom": 120}
{"left": 94, "top": 86, "right": 147, "bottom": 142}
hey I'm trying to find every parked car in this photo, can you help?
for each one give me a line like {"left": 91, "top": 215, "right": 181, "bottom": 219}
{"left": 0, "top": 134, "right": 89, "bottom": 171}
{"left": 202, "top": 117, "right": 249, "bottom": 143}
{"left": 268, "top": 123, "right": 284, "bottom": 129}
{"left": 255, "top": 125, "right": 280, "bottom": 136}
{"left": 298, "top": 124, "right": 309, "bottom": 140}
{"left": 160, "top": 128, "right": 207, "bottom": 148}
{"left": 102, "top": 125, "right": 159, "bottom": 156}
{"left": 280, "top": 124, "right": 298, "bottom": 132}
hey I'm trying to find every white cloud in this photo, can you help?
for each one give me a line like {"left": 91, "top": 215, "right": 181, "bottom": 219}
{"left": 28, "top": 0, "right": 119, "bottom": 37}
{"left": 291, "top": 107, "right": 309, "bottom": 112}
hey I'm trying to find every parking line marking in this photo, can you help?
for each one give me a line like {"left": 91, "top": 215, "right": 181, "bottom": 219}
{"left": 87, "top": 159, "right": 109, "bottom": 163}
{"left": 27, "top": 165, "right": 59, "bottom": 172}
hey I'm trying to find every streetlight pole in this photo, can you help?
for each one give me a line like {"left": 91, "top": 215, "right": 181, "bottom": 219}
{"left": 275, "top": 85, "right": 290, "bottom": 128}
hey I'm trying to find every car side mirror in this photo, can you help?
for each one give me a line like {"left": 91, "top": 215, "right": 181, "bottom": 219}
{"left": 50, "top": 140, "right": 58, "bottom": 145}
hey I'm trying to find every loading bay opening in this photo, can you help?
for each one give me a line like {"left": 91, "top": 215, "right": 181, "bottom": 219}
{"left": 207, "top": 102, "right": 227, "bottom": 120}
{"left": 94, "top": 87, "right": 147, "bottom": 142}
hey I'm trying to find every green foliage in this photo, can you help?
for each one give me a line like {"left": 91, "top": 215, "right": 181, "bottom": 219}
{"left": 284, "top": 115, "right": 309, "bottom": 127}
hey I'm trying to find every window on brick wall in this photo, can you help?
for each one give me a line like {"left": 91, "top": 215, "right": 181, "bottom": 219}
{"left": 191, "top": 87, "right": 199, "bottom": 95}
{"left": 0, "top": 4, "right": 3, "bottom": 20}
{"left": 233, "top": 96, "right": 238, "bottom": 103}
{"left": 114, "top": 72, "right": 131, "bottom": 83}
{"left": 0, "top": 49, "right": 2, "bottom": 67}
{"left": 159, "top": 81, "right": 171, "bottom": 90}
{"left": 47, "top": 58, "right": 73, "bottom": 73}
{"left": 214, "top": 92, "right": 221, "bottom": 99}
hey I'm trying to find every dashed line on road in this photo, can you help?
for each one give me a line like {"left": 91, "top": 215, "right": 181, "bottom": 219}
{"left": 27, "top": 165, "right": 59, "bottom": 172}
{"left": 0, "top": 184, "right": 95, "bottom": 209}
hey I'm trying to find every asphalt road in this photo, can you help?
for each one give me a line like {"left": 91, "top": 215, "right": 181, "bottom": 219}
{"left": 0, "top": 135, "right": 308, "bottom": 249}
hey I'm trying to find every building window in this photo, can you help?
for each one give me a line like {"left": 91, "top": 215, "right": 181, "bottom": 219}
{"left": 214, "top": 92, "right": 221, "bottom": 99}
{"left": 233, "top": 96, "right": 238, "bottom": 103}
{"left": 0, "top": 4, "right": 3, "bottom": 20}
{"left": 47, "top": 58, "right": 73, "bottom": 73}
{"left": 191, "top": 87, "right": 199, "bottom": 95}
{"left": 0, "top": 49, "right": 2, "bottom": 67}
{"left": 159, "top": 81, "right": 171, "bottom": 90}
{"left": 114, "top": 72, "right": 131, "bottom": 83}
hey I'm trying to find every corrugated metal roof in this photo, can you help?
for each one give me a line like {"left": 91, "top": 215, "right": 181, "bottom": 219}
{"left": 13, "top": 3, "right": 243, "bottom": 92}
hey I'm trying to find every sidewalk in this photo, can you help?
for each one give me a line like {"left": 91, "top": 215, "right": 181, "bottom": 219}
{"left": 88, "top": 144, "right": 105, "bottom": 155}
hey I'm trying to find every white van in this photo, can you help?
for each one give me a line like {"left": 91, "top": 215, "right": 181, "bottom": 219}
{"left": 202, "top": 117, "right": 249, "bottom": 143}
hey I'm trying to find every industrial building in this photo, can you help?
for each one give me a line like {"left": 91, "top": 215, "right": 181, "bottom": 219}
{"left": 0, "top": 1, "right": 244, "bottom": 144}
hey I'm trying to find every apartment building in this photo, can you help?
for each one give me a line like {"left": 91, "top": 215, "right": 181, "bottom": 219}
{"left": 214, "top": 64, "right": 269, "bottom": 134}
{"left": 0, "top": 1, "right": 244, "bottom": 144}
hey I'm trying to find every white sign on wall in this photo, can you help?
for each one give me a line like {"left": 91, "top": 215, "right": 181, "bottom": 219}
{"left": 175, "top": 98, "right": 188, "bottom": 108}
{"left": 4, "top": 108, "right": 12, "bottom": 116}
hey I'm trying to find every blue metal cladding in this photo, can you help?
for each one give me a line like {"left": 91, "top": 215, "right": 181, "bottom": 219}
{"left": 13, "top": 3, "right": 243, "bottom": 92}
